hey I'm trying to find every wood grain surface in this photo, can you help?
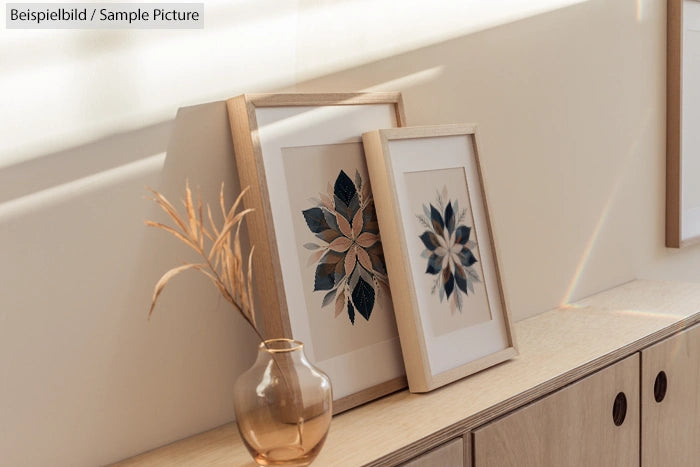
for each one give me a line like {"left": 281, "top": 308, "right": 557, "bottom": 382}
{"left": 473, "top": 354, "right": 640, "bottom": 467}
{"left": 641, "top": 323, "right": 700, "bottom": 466}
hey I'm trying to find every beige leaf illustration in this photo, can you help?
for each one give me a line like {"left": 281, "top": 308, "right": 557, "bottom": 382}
{"left": 328, "top": 237, "right": 352, "bottom": 252}
{"left": 356, "top": 232, "right": 378, "bottom": 248}
{"left": 306, "top": 248, "right": 326, "bottom": 267}
{"left": 351, "top": 209, "right": 363, "bottom": 239}
{"left": 344, "top": 248, "right": 357, "bottom": 276}
{"left": 336, "top": 213, "right": 352, "bottom": 238}
{"left": 356, "top": 247, "right": 373, "bottom": 272}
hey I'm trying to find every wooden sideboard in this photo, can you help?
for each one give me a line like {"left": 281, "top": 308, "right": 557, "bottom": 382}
{"left": 112, "top": 280, "right": 700, "bottom": 466}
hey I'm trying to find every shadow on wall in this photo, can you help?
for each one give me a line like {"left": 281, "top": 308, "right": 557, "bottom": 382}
{"left": 0, "top": 0, "right": 683, "bottom": 465}
{"left": 0, "top": 122, "right": 172, "bottom": 205}
{"left": 123, "top": 101, "right": 263, "bottom": 459}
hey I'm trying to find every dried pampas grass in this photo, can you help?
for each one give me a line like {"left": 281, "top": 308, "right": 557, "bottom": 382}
{"left": 146, "top": 181, "right": 263, "bottom": 341}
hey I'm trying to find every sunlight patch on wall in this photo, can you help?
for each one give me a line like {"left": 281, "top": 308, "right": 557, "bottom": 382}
{"left": 362, "top": 66, "right": 444, "bottom": 92}
{"left": 559, "top": 105, "right": 654, "bottom": 307}
{"left": 1, "top": 0, "right": 585, "bottom": 167}
{"left": 0, "top": 0, "right": 299, "bottom": 166}
{"left": 296, "top": 0, "right": 588, "bottom": 80}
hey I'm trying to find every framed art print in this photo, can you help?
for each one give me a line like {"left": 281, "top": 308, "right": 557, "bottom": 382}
{"left": 227, "top": 93, "right": 407, "bottom": 413}
{"left": 667, "top": 0, "right": 700, "bottom": 247}
{"left": 362, "top": 124, "right": 517, "bottom": 393}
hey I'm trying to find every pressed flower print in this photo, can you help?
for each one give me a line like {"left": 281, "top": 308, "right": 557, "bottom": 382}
{"left": 417, "top": 185, "right": 481, "bottom": 314}
{"left": 302, "top": 169, "right": 390, "bottom": 325}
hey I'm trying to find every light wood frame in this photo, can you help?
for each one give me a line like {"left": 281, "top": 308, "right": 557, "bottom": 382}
{"left": 362, "top": 124, "right": 517, "bottom": 392}
{"left": 227, "top": 93, "right": 407, "bottom": 413}
{"left": 667, "top": 0, "right": 700, "bottom": 247}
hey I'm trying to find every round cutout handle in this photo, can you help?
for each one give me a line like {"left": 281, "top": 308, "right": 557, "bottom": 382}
{"left": 612, "top": 392, "right": 627, "bottom": 426}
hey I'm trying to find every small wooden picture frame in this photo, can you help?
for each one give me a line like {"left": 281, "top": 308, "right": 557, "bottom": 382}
{"left": 667, "top": 0, "right": 700, "bottom": 247}
{"left": 227, "top": 93, "right": 407, "bottom": 413}
{"left": 362, "top": 124, "right": 518, "bottom": 392}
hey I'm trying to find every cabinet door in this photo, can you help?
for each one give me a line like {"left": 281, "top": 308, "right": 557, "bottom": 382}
{"left": 472, "top": 354, "right": 639, "bottom": 467}
{"left": 400, "top": 438, "right": 465, "bottom": 467}
{"left": 641, "top": 323, "right": 700, "bottom": 466}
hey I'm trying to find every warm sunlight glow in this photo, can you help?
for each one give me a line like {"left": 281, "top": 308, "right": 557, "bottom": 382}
{"left": 559, "top": 106, "right": 653, "bottom": 307}
{"left": 1, "top": 0, "right": 586, "bottom": 166}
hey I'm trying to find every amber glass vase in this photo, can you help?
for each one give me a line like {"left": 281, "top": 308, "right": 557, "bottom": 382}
{"left": 234, "top": 339, "right": 332, "bottom": 466}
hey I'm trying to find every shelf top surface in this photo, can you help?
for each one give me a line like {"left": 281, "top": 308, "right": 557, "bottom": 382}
{"left": 113, "top": 280, "right": 700, "bottom": 467}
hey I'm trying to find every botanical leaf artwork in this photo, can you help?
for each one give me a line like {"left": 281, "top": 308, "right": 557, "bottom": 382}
{"left": 417, "top": 185, "right": 480, "bottom": 313}
{"left": 302, "top": 170, "right": 389, "bottom": 325}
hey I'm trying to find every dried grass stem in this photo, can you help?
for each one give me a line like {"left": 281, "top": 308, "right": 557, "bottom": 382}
{"left": 146, "top": 181, "right": 264, "bottom": 342}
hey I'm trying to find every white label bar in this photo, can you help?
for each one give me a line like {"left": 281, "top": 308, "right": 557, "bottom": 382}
{"left": 6, "top": 3, "right": 204, "bottom": 29}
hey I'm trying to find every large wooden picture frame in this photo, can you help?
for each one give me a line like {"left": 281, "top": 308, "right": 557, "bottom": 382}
{"left": 227, "top": 93, "right": 407, "bottom": 413}
{"left": 667, "top": 0, "right": 700, "bottom": 247}
{"left": 362, "top": 124, "right": 517, "bottom": 392}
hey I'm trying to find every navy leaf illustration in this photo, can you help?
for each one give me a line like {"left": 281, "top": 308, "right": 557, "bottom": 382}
{"left": 302, "top": 169, "right": 388, "bottom": 325}
{"left": 445, "top": 202, "right": 455, "bottom": 235}
{"left": 415, "top": 189, "right": 481, "bottom": 310}
{"left": 322, "top": 209, "right": 340, "bottom": 231}
{"left": 334, "top": 258, "right": 346, "bottom": 281}
{"left": 454, "top": 265, "right": 468, "bottom": 294}
{"left": 367, "top": 243, "right": 387, "bottom": 275}
{"left": 347, "top": 193, "right": 360, "bottom": 219}
{"left": 352, "top": 276, "right": 375, "bottom": 321}
{"left": 333, "top": 195, "right": 351, "bottom": 222}
{"left": 457, "top": 248, "right": 478, "bottom": 268}
{"left": 334, "top": 170, "right": 357, "bottom": 206}
{"left": 426, "top": 253, "right": 442, "bottom": 275}
{"left": 454, "top": 225, "right": 471, "bottom": 245}
{"left": 302, "top": 207, "right": 329, "bottom": 233}
{"left": 419, "top": 231, "right": 441, "bottom": 251}
{"left": 442, "top": 268, "right": 455, "bottom": 298}
{"left": 314, "top": 261, "right": 336, "bottom": 291}
{"left": 347, "top": 301, "right": 355, "bottom": 324}
{"left": 430, "top": 204, "right": 444, "bottom": 237}
{"left": 466, "top": 266, "right": 480, "bottom": 283}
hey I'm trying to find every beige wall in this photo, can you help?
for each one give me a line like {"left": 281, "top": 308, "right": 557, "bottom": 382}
{"left": 2, "top": 0, "right": 700, "bottom": 465}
